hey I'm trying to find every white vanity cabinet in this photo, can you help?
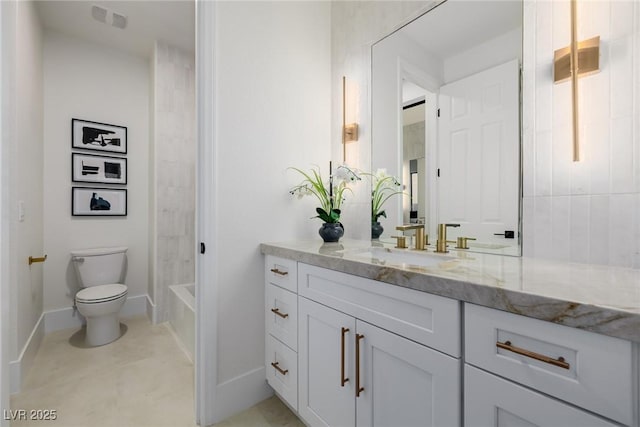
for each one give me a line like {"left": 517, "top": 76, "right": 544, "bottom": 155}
{"left": 263, "top": 252, "right": 639, "bottom": 427}
{"left": 264, "top": 256, "right": 299, "bottom": 410}
{"left": 296, "top": 263, "right": 461, "bottom": 427}
{"left": 298, "top": 296, "right": 461, "bottom": 427}
{"left": 464, "top": 303, "right": 636, "bottom": 426}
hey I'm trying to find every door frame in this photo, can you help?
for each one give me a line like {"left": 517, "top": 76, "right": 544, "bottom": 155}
{"left": 0, "top": 1, "right": 219, "bottom": 425}
{"left": 398, "top": 58, "right": 439, "bottom": 238}
{"left": 195, "top": 1, "right": 217, "bottom": 426}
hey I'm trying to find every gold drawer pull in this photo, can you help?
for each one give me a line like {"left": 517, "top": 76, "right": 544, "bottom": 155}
{"left": 497, "top": 340, "right": 570, "bottom": 370}
{"left": 271, "top": 361, "right": 288, "bottom": 375}
{"left": 355, "top": 333, "right": 365, "bottom": 397}
{"left": 271, "top": 308, "right": 289, "bottom": 319}
{"left": 341, "top": 327, "right": 349, "bottom": 386}
{"left": 270, "top": 268, "right": 288, "bottom": 276}
{"left": 28, "top": 255, "right": 47, "bottom": 265}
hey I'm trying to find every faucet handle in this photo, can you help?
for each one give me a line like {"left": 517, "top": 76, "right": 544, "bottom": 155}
{"left": 390, "top": 235, "right": 408, "bottom": 249}
{"left": 455, "top": 237, "right": 476, "bottom": 249}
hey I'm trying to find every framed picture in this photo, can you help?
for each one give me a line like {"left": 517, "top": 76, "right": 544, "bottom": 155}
{"left": 72, "top": 187, "right": 127, "bottom": 216}
{"left": 72, "top": 153, "right": 127, "bottom": 185}
{"left": 72, "top": 118, "right": 127, "bottom": 154}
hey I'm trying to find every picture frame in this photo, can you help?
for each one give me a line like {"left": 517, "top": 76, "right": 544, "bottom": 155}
{"left": 72, "top": 187, "right": 127, "bottom": 216}
{"left": 71, "top": 118, "right": 127, "bottom": 154}
{"left": 72, "top": 153, "right": 127, "bottom": 185}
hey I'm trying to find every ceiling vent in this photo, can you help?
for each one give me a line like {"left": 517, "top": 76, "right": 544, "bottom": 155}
{"left": 111, "top": 12, "right": 127, "bottom": 30}
{"left": 91, "top": 5, "right": 107, "bottom": 23}
{"left": 91, "top": 5, "right": 127, "bottom": 30}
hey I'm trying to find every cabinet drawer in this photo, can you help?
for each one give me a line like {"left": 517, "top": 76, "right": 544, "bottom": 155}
{"left": 265, "top": 283, "right": 297, "bottom": 351}
{"left": 298, "top": 263, "right": 460, "bottom": 357}
{"left": 266, "top": 334, "right": 298, "bottom": 411}
{"left": 465, "top": 365, "right": 618, "bottom": 427}
{"left": 465, "top": 303, "right": 634, "bottom": 425}
{"left": 265, "top": 255, "right": 297, "bottom": 293}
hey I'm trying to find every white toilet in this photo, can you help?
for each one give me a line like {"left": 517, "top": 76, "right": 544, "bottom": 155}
{"left": 71, "top": 246, "right": 128, "bottom": 346}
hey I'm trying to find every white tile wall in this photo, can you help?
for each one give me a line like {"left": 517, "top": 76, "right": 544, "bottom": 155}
{"left": 523, "top": 0, "right": 640, "bottom": 268}
{"left": 152, "top": 42, "right": 196, "bottom": 322}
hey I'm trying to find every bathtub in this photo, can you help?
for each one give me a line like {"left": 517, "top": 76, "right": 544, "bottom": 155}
{"left": 168, "top": 283, "right": 195, "bottom": 362}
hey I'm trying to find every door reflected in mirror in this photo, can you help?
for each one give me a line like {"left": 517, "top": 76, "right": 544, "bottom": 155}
{"left": 372, "top": 0, "right": 523, "bottom": 256}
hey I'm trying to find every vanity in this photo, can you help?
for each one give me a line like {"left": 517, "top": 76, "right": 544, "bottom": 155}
{"left": 261, "top": 240, "right": 640, "bottom": 427}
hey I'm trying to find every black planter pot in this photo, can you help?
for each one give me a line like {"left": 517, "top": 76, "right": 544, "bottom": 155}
{"left": 371, "top": 221, "right": 384, "bottom": 239}
{"left": 319, "top": 222, "right": 344, "bottom": 243}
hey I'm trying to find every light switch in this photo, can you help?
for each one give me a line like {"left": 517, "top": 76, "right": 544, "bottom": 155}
{"left": 18, "top": 201, "right": 25, "bottom": 222}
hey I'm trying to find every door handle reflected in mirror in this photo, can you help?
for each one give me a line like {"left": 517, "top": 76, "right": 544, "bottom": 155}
{"left": 494, "top": 231, "right": 515, "bottom": 239}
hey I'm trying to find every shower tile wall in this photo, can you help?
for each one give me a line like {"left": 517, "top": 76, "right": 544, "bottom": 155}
{"left": 153, "top": 42, "right": 196, "bottom": 322}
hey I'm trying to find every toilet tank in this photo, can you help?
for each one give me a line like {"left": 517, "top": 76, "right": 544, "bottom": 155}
{"left": 71, "top": 246, "right": 128, "bottom": 287}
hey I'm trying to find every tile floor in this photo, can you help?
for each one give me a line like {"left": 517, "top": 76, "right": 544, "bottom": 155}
{"left": 10, "top": 316, "right": 302, "bottom": 427}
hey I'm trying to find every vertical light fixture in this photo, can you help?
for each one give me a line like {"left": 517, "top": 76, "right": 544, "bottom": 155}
{"left": 342, "top": 76, "right": 359, "bottom": 162}
{"left": 553, "top": 0, "right": 600, "bottom": 162}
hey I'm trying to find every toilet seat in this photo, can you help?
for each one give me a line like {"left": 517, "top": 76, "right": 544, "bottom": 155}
{"left": 76, "top": 284, "right": 128, "bottom": 304}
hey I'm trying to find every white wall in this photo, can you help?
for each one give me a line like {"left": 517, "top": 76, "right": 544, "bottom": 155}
{"left": 332, "top": 1, "right": 640, "bottom": 269}
{"left": 9, "top": 0, "right": 44, "bottom": 391}
{"left": 151, "top": 41, "right": 195, "bottom": 322}
{"left": 211, "top": 0, "right": 331, "bottom": 419}
{"left": 522, "top": 0, "right": 640, "bottom": 268}
{"left": 443, "top": 27, "right": 522, "bottom": 84}
{"left": 43, "top": 31, "right": 150, "bottom": 312}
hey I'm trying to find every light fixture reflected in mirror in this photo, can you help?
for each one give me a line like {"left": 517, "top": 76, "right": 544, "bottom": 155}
{"left": 342, "top": 76, "right": 359, "bottom": 162}
{"left": 553, "top": 0, "right": 600, "bottom": 162}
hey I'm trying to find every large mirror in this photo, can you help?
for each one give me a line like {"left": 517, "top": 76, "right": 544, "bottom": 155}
{"left": 372, "top": 0, "right": 523, "bottom": 256}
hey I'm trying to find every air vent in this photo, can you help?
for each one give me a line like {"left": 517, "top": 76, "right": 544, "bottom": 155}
{"left": 111, "top": 12, "right": 127, "bottom": 29}
{"left": 91, "top": 5, "right": 107, "bottom": 23}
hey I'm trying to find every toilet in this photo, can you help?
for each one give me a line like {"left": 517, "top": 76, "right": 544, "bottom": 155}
{"left": 71, "top": 246, "right": 128, "bottom": 346}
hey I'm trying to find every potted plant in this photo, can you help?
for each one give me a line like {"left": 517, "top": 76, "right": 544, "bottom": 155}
{"left": 289, "top": 162, "right": 360, "bottom": 242}
{"left": 363, "top": 169, "right": 404, "bottom": 239}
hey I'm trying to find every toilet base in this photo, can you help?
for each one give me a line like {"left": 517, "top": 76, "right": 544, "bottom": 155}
{"left": 85, "top": 312, "right": 122, "bottom": 346}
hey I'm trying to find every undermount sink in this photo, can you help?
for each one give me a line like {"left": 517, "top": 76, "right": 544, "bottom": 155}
{"left": 346, "top": 247, "right": 456, "bottom": 268}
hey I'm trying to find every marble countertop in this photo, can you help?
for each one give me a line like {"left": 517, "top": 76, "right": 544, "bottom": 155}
{"left": 261, "top": 239, "right": 640, "bottom": 343}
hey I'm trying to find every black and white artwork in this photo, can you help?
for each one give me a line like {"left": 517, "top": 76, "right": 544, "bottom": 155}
{"left": 72, "top": 187, "right": 127, "bottom": 216}
{"left": 72, "top": 153, "right": 127, "bottom": 185}
{"left": 72, "top": 119, "right": 127, "bottom": 154}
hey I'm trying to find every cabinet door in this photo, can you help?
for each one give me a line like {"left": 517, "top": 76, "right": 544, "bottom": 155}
{"left": 465, "top": 365, "right": 619, "bottom": 427}
{"left": 356, "top": 320, "right": 461, "bottom": 427}
{"left": 299, "top": 297, "right": 356, "bottom": 427}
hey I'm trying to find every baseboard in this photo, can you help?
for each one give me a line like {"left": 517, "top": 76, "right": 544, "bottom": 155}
{"left": 10, "top": 313, "right": 45, "bottom": 394}
{"left": 213, "top": 366, "right": 273, "bottom": 424}
{"left": 146, "top": 294, "right": 158, "bottom": 324}
{"left": 44, "top": 294, "right": 148, "bottom": 334}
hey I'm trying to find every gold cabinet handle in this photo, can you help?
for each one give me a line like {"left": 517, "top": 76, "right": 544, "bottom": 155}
{"left": 28, "top": 255, "right": 47, "bottom": 265}
{"left": 270, "top": 268, "right": 288, "bottom": 276}
{"left": 270, "top": 308, "right": 289, "bottom": 319}
{"left": 271, "top": 361, "right": 288, "bottom": 375}
{"left": 341, "top": 327, "right": 349, "bottom": 386}
{"left": 355, "top": 333, "right": 365, "bottom": 397}
{"left": 497, "top": 340, "right": 570, "bottom": 370}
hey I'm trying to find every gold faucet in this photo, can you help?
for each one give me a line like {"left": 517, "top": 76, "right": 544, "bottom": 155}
{"left": 395, "top": 224, "right": 428, "bottom": 250}
{"left": 435, "top": 223, "right": 460, "bottom": 253}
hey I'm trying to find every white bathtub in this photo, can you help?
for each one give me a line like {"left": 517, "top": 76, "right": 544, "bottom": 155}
{"left": 168, "top": 283, "right": 195, "bottom": 362}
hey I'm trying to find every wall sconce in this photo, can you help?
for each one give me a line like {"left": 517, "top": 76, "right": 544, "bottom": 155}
{"left": 342, "top": 76, "right": 359, "bottom": 162}
{"left": 553, "top": 0, "right": 600, "bottom": 162}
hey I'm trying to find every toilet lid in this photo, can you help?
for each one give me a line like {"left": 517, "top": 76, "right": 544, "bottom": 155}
{"left": 76, "top": 284, "right": 127, "bottom": 303}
